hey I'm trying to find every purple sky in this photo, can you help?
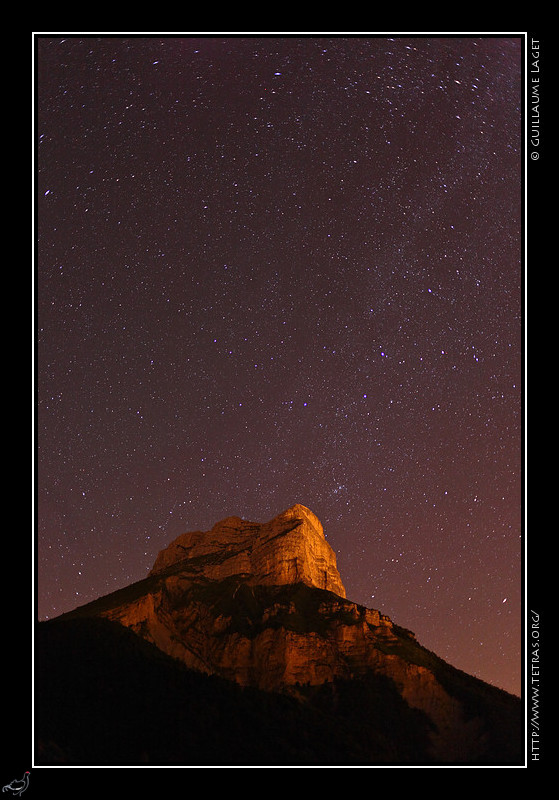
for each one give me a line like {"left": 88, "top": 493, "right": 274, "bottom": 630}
{"left": 36, "top": 35, "right": 523, "bottom": 696}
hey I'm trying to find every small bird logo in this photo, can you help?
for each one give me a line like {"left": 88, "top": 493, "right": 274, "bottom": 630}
{"left": 2, "top": 773, "right": 30, "bottom": 797}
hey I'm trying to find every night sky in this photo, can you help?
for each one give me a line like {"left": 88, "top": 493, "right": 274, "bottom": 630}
{"left": 36, "top": 35, "right": 523, "bottom": 697}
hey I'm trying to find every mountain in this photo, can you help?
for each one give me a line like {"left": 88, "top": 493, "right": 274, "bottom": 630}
{"left": 34, "top": 504, "right": 524, "bottom": 766}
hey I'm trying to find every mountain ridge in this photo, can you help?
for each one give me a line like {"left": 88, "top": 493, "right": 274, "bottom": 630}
{"left": 38, "top": 504, "right": 524, "bottom": 765}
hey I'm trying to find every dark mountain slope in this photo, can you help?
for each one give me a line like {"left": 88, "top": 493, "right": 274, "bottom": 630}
{"left": 35, "top": 612, "right": 522, "bottom": 767}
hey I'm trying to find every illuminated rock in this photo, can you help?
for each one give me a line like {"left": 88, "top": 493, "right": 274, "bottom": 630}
{"left": 149, "top": 503, "right": 346, "bottom": 598}
{"left": 60, "top": 504, "right": 523, "bottom": 763}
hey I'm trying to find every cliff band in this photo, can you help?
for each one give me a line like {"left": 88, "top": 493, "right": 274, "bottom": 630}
{"left": 55, "top": 503, "right": 523, "bottom": 764}
{"left": 149, "top": 503, "right": 346, "bottom": 598}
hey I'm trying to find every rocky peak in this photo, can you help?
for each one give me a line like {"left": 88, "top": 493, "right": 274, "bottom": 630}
{"left": 57, "top": 503, "right": 524, "bottom": 764}
{"left": 149, "top": 503, "right": 346, "bottom": 598}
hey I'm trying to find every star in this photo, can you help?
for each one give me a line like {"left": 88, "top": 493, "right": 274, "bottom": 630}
{"left": 36, "top": 34, "right": 523, "bottom": 697}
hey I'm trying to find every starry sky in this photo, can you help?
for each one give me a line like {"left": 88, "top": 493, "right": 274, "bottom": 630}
{"left": 35, "top": 35, "right": 524, "bottom": 697}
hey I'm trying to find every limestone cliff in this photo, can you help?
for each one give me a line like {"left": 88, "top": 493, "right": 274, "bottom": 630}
{"left": 149, "top": 503, "right": 346, "bottom": 598}
{"left": 60, "top": 504, "right": 523, "bottom": 764}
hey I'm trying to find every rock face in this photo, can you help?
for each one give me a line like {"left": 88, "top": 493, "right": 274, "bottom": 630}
{"left": 59, "top": 504, "right": 523, "bottom": 765}
{"left": 149, "top": 503, "right": 346, "bottom": 598}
